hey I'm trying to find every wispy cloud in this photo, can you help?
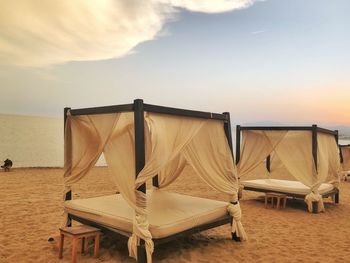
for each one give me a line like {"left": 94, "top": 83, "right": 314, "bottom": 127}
{"left": 251, "top": 30, "right": 266, "bottom": 35}
{"left": 160, "top": 0, "right": 255, "bottom": 13}
{"left": 0, "top": 0, "right": 257, "bottom": 67}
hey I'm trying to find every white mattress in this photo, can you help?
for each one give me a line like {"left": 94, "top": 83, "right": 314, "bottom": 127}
{"left": 240, "top": 179, "right": 334, "bottom": 195}
{"left": 64, "top": 190, "right": 229, "bottom": 239}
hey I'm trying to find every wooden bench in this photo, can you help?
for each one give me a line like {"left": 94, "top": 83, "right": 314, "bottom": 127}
{"left": 265, "top": 192, "right": 287, "bottom": 209}
{"left": 59, "top": 225, "right": 101, "bottom": 263}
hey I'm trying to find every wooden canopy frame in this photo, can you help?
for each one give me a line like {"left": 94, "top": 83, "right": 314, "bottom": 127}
{"left": 64, "top": 99, "right": 238, "bottom": 263}
{"left": 236, "top": 125, "right": 340, "bottom": 213}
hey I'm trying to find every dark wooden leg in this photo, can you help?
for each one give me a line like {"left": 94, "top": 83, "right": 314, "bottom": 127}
{"left": 81, "top": 237, "right": 85, "bottom": 255}
{"left": 276, "top": 197, "right": 281, "bottom": 209}
{"left": 238, "top": 188, "right": 242, "bottom": 200}
{"left": 137, "top": 243, "right": 147, "bottom": 263}
{"left": 231, "top": 232, "right": 241, "bottom": 242}
{"left": 230, "top": 215, "right": 241, "bottom": 242}
{"left": 94, "top": 234, "right": 100, "bottom": 258}
{"left": 58, "top": 233, "right": 64, "bottom": 259}
{"left": 72, "top": 237, "right": 78, "bottom": 263}
{"left": 67, "top": 215, "right": 72, "bottom": 227}
{"left": 335, "top": 192, "right": 339, "bottom": 204}
{"left": 312, "top": 201, "right": 318, "bottom": 213}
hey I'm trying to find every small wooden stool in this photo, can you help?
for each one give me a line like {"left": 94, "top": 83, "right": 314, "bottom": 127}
{"left": 265, "top": 192, "right": 287, "bottom": 209}
{"left": 59, "top": 225, "right": 101, "bottom": 263}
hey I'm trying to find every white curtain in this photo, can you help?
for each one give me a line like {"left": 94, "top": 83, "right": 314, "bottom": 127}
{"left": 63, "top": 113, "right": 120, "bottom": 196}
{"left": 317, "top": 133, "right": 341, "bottom": 187}
{"left": 272, "top": 131, "right": 316, "bottom": 187}
{"left": 341, "top": 146, "right": 350, "bottom": 171}
{"left": 237, "top": 130, "right": 287, "bottom": 177}
{"left": 181, "top": 121, "right": 247, "bottom": 240}
{"left": 158, "top": 154, "right": 187, "bottom": 188}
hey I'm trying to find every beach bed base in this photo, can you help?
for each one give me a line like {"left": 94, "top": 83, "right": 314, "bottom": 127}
{"left": 69, "top": 213, "right": 234, "bottom": 263}
{"left": 243, "top": 187, "right": 339, "bottom": 213}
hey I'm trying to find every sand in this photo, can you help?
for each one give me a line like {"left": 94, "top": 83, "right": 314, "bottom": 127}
{"left": 1, "top": 167, "right": 350, "bottom": 263}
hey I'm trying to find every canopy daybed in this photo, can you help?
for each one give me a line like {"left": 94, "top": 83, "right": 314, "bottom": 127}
{"left": 62, "top": 99, "right": 246, "bottom": 263}
{"left": 340, "top": 144, "right": 350, "bottom": 179}
{"left": 235, "top": 125, "right": 341, "bottom": 213}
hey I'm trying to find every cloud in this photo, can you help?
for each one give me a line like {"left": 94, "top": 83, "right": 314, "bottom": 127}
{"left": 0, "top": 0, "right": 256, "bottom": 67}
{"left": 251, "top": 30, "right": 266, "bottom": 35}
{"left": 159, "top": 0, "right": 254, "bottom": 13}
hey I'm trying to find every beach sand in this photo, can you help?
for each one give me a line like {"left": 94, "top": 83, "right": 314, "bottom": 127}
{"left": 1, "top": 167, "right": 350, "bottom": 263}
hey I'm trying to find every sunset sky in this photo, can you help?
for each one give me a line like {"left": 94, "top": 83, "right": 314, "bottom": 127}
{"left": 0, "top": 0, "right": 349, "bottom": 125}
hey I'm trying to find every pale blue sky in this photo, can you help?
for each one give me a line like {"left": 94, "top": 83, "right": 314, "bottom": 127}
{"left": 0, "top": 0, "right": 349, "bottom": 125}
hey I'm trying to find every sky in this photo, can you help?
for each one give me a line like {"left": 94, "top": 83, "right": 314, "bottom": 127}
{"left": 0, "top": 0, "right": 349, "bottom": 126}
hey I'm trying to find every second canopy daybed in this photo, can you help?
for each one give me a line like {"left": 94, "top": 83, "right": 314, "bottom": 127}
{"left": 235, "top": 125, "right": 341, "bottom": 213}
{"left": 62, "top": 99, "right": 246, "bottom": 263}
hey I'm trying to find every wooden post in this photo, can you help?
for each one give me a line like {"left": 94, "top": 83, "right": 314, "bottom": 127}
{"left": 133, "top": 99, "right": 147, "bottom": 263}
{"left": 64, "top": 107, "right": 72, "bottom": 226}
{"left": 340, "top": 147, "right": 344, "bottom": 164}
{"left": 311, "top": 125, "right": 319, "bottom": 213}
{"left": 137, "top": 244, "right": 147, "bottom": 263}
{"left": 64, "top": 107, "right": 72, "bottom": 201}
{"left": 223, "top": 113, "right": 241, "bottom": 242}
{"left": 134, "top": 99, "right": 146, "bottom": 192}
{"left": 223, "top": 112, "right": 233, "bottom": 155}
{"left": 235, "top": 125, "right": 243, "bottom": 201}
{"left": 152, "top": 175, "right": 159, "bottom": 188}
{"left": 266, "top": 155, "right": 271, "bottom": 173}
{"left": 335, "top": 189, "right": 339, "bottom": 204}
{"left": 312, "top": 201, "right": 318, "bottom": 213}
{"left": 336, "top": 131, "right": 344, "bottom": 165}
{"left": 235, "top": 125, "right": 241, "bottom": 166}
{"left": 335, "top": 130, "right": 339, "bottom": 144}
{"left": 64, "top": 107, "right": 70, "bottom": 131}
{"left": 312, "top": 124, "right": 318, "bottom": 173}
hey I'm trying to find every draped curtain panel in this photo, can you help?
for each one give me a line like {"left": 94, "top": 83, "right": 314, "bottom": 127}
{"left": 316, "top": 133, "right": 341, "bottom": 187}
{"left": 63, "top": 113, "right": 120, "bottom": 195}
{"left": 272, "top": 131, "right": 316, "bottom": 188}
{"left": 181, "top": 120, "right": 238, "bottom": 199}
{"left": 144, "top": 114, "right": 246, "bottom": 240}
{"left": 237, "top": 130, "right": 287, "bottom": 178}
{"left": 341, "top": 146, "right": 350, "bottom": 171}
{"left": 269, "top": 152, "right": 295, "bottom": 180}
{"left": 135, "top": 113, "right": 206, "bottom": 188}
{"left": 158, "top": 154, "right": 187, "bottom": 188}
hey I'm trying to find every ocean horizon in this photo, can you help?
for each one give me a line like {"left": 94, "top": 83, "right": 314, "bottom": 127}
{"left": 1, "top": 114, "right": 349, "bottom": 168}
{"left": 0, "top": 114, "right": 108, "bottom": 167}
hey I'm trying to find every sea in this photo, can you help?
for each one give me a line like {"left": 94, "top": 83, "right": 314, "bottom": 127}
{"left": 0, "top": 114, "right": 107, "bottom": 167}
{"left": 0, "top": 114, "right": 349, "bottom": 168}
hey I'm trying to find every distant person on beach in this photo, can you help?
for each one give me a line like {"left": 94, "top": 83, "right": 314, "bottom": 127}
{"left": 1, "top": 158, "right": 13, "bottom": 172}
